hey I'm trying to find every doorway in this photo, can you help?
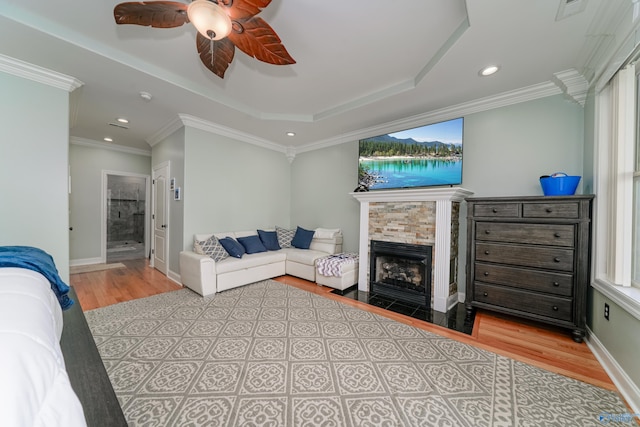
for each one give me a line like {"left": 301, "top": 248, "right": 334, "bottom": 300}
{"left": 151, "top": 161, "right": 169, "bottom": 274}
{"left": 103, "top": 172, "right": 150, "bottom": 263}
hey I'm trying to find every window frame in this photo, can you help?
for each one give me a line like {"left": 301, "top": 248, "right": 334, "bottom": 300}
{"left": 592, "top": 57, "right": 640, "bottom": 321}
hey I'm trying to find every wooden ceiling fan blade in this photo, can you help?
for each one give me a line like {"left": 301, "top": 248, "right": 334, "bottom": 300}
{"left": 114, "top": 1, "right": 189, "bottom": 28}
{"left": 196, "top": 33, "right": 235, "bottom": 78}
{"left": 221, "top": 0, "right": 272, "bottom": 21}
{"left": 228, "top": 17, "right": 295, "bottom": 66}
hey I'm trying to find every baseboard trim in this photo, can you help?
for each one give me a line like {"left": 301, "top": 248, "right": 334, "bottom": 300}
{"left": 586, "top": 326, "right": 640, "bottom": 413}
{"left": 70, "top": 257, "right": 103, "bottom": 267}
{"left": 167, "top": 269, "right": 182, "bottom": 286}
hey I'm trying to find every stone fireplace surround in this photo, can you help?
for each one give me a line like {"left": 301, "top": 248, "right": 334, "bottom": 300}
{"left": 351, "top": 187, "right": 473, "bottom": 313}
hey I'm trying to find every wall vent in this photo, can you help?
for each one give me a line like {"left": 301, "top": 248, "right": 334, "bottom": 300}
{"left": 108, "top": 122, "right": 129, "bottom": 129}
{"left": 556, "top": 0, "right": 588, "bottom": 21}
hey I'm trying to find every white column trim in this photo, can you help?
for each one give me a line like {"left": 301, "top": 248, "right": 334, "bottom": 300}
{"left": 433, "top": 200, "right": 453, "bottom": 312}
{"left": 357, "top": 201, "right": 370, "bottom": 292}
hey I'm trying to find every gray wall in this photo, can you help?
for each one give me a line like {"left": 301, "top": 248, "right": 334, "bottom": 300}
{"left": 461, "top": 95, "right": 584, "bottom": 198}
{"left": 69, "top": 143, "right": 151, "bottom": 262}
{"left": 290, "top": 142, "right": 361, "bottom": 252}
{"left": 590, "top": 291, "right": 640, "bottom": 388}
{"left": 182, "top": 126, "right": 291, "bottom": 245}
{"left": 0, "top": 71, "right": 71, "bottom": 280}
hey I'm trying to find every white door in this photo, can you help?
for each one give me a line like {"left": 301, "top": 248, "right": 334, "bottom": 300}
{"left": 152, "top": 162, "right": 169, "bottom": 274}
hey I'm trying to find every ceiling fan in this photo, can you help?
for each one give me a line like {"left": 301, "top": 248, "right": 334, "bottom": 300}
{"left": 113, "top": 0, "right": 295, "bottom": 78}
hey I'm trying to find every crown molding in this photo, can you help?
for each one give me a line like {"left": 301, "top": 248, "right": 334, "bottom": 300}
{"left": 146, "top": 116, "right": 184, "bottom": 147}
{"left": 70, "top": 136, "right": 151, "bottom": 156}
{"left": 148, "top": 80, "right": 563, "bottom": 157}
{"left": 297, "top": 80, "right": 562, "bottom": 154}
{"left": 0, "top": 54, "right": 83, "bottom": 92}
{"left": 148, "top": 113, "right": 287, "bottom": 153}
{"left": 552, "top": 69, "right": 589, "bottom": 106}
{"left": 179, "top": 114, "right": 287, "bottom": 153}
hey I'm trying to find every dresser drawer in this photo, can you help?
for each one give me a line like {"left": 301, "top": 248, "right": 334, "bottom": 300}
{"left": 474, "top": 283, "right": 572, "bottom": 322}
{"left": 473, "top": 203, "right": 519, "bottom": 218}
{"left": 475, "top": 242, "right": 574, "bottom": 272}
{"left": 475, "top": 222, "right": 574, "bottom": 247}
{"left": 474, "top": 262, "right": 573, "bottom": 296}
{"left": 522, "top": 202, "right": 579, "bottom": 219}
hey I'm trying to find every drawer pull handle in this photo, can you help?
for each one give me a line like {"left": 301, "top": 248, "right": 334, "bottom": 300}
{"left": 554, "top": 257, "right": 561, "bottom": 263}
{"left": 546, "top": 208, "right": 553, "bottom": 213}
{"left": 485, "top": 230, "right": 491, "bottom": 234}
{"left": 484, "top": 271, "right": 489, "bottom": 276}
{"left": 554, "top": 232, "right": 561, "bottom": 238}
{"left": 484, "top": 250, "right": 490, "bottom": 255}
{"left": 552, "top": 281, "right": 560, "bottom": 287}
{"left": 483, "top": 292, "right": 488, "bottom": 297}
{"left": 552, "top": 306, "right": 559, "bottom": 311}
{"left": 492, "top": 208, "right": 498, "bottom": 213}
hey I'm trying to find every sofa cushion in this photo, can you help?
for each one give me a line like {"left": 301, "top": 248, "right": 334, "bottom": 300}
{"left": 276, "top": 226, "right": 295, "bottom": 248}
{"left": 282, "top": 248, "right": 329, "bottom": 265}
{"left": 237, "top": 235, "right": 267, "bottom": 254}
{"left": 215, "top": 251, "right": 287, "bottom": 274}
{"left": 194, "top": 235, "right": 229, "bottom": 262}
{"left": 258, "top": 230, "right": 281, "bottom": 251}
{"left": 291, "top": 226, "right": 315, "bottom": 249}
{"left": 218, "top": 237, "right": 245, "bottom": 258}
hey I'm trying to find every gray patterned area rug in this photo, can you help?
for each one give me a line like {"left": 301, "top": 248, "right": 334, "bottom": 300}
{"left": 85, "top": 280, "right": 627, "bottom": 426}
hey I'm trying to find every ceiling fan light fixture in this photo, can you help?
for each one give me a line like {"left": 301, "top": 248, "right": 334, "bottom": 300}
{"left": 187, "top": 0, "right": 232, "bottom": 41}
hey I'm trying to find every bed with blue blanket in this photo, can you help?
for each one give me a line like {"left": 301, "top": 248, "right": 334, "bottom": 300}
{"left": 0, "top": 246, "right": 86, "bottom": 426}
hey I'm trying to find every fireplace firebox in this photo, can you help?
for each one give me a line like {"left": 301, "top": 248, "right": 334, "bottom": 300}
{"left": 369, "top": 240, "right": 433, "bottom": 307}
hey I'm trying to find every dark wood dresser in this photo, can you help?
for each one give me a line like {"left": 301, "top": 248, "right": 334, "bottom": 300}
{"left": 465, "top": 195, "right": 594, "bottom": 342}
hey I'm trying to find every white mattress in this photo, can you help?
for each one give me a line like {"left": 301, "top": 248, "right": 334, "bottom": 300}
{"left": 0, "top": 268, "right": 86, "bottom": 427}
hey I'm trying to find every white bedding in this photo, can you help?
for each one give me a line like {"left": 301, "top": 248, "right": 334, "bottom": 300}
{"left": 0, "top": 268, "right": 86, "bottom": 427}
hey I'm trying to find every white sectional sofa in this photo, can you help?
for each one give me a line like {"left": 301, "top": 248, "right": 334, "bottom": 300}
{"left": 179, "top": 228, "right": 343, "bottom": 296}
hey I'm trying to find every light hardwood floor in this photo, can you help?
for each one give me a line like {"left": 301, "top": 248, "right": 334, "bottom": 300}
{"left": 70, "top": 258, "right": 617, "bottom": 392}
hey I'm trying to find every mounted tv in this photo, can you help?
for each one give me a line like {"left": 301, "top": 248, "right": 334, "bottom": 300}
{"left": 358, "top": 117, "right": 463, "bottom": 191}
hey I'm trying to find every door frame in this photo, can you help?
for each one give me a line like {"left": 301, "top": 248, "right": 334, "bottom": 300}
{"left": 151, "top": 161, "right": 170, "bottom": 271}
{"left": 101, "top": 170, "right": 151, "bottom": 263}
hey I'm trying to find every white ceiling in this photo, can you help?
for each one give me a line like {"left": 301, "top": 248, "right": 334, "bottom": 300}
{"left": 0, "top": 0, "right": 631, "bottom": 153}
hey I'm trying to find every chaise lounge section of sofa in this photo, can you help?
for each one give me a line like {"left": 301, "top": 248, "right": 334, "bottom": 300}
{"left": 179, "top": 227, "right": 343, "bottom": 296}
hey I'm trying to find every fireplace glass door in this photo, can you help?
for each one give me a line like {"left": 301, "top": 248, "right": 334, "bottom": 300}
{"left": 370, "top": 240, "right": 432, "bottom": 307}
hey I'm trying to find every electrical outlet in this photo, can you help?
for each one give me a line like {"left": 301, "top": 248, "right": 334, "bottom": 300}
{"left": 604, "top": 303, "right": 610, "bottom": 320}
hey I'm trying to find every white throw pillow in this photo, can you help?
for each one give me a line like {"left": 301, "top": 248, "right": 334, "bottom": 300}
{"left": 314, "top": 228, "right": 340, "bottom": 239}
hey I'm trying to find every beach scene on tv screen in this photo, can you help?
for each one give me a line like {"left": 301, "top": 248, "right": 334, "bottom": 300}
{"left": 358, "top": 117, "right": 463, "bottom": 190}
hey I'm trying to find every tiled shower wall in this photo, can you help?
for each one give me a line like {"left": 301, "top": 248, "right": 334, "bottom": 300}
{"left": 108, "top": 179, "right": 145, "bottom": 242}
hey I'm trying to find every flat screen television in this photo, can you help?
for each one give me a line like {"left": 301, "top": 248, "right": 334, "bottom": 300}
{"left": 358, "top": 117, "right": 463, "bottom": 191}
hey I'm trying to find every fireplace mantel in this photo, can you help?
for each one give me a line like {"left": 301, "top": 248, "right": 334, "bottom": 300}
{"left": 351, "top": 187, "right": 473, "bottom": 313}
{"left": 351, "top": 187, "right": 473, "bottom": 203}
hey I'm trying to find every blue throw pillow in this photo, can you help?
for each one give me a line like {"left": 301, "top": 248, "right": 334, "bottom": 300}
{"left": 258, "top": 229, "right": 281, "bottom": 251}
{"left": 291, "top": 226, "right": 315, "bottom": 249}
{"left": 218, "top": 237, "right": 245, "bottom": 258}
{"left": 237, "top": 235, "right": 268, "bottom": 254}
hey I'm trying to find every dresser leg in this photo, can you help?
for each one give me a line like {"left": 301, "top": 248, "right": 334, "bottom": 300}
{"left": 571, "top": 330, "right": 585, "bottom": 343}
{"left": 465, "top": 304, "right": 474, "bottom": 318}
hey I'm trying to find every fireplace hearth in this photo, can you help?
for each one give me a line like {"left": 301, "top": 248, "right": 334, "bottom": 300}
{"left": 370, "top": 240, "right": 432, "bottom": 308}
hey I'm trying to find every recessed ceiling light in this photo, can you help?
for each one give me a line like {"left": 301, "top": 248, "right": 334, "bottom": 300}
{"left": 139, "top": 91, "right": 153, "bottom": 101}
{"left": 117, "top": 118, "right": 129, "bottom": 124}
{"left": 104, "top": 137, "right": 113, "bottom": 142}
{"left": 479, "top": 65, "right": 500, "bottom": 76}
{"left": 286, "top": 132, "right": 296, "bottom": 137}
